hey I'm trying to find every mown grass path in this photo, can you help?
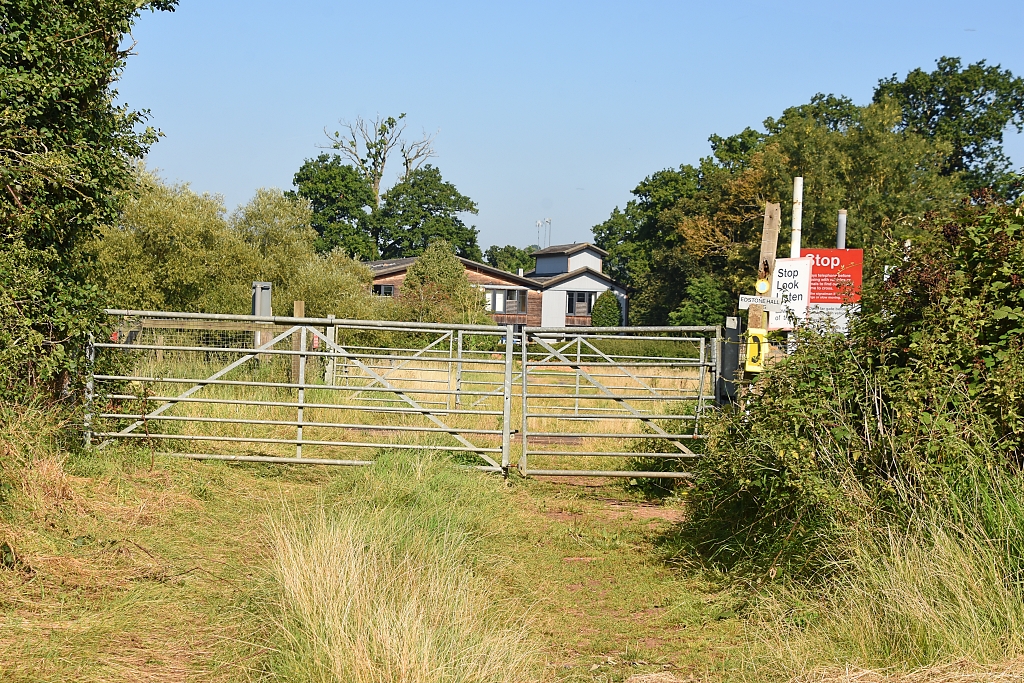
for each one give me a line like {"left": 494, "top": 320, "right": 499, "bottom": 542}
{"left": 0, "top": 452, "right": 742, "bottom": 682}
{"left": 502, "top": 478, "right": 743, "bottom": 681}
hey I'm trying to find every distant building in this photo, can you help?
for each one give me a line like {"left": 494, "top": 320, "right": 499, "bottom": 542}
{"left": 366, "top": 242, "right": 627, "bottom": 328}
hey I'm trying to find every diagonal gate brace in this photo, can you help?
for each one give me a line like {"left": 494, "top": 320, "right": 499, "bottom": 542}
{"left": 307, "top": 327, "right": 501, "bottom": 469}
{"left": 530, "top": 336, "right": 695, "bottom": 455}
{"left": 99, "top": 325, "right": 302, "bottom": 448}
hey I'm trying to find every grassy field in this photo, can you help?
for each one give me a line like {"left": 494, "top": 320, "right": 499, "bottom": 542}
{"left": 5, "top": 401, "right": 1024, "bottom": 682}
{"left": 1, "top": 402, "right": 742, "bottom": 682}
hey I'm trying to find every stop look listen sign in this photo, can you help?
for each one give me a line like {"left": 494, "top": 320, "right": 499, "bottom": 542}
{"left": 767, "top": 257, "right": 813, "bottom": 331}
{"left": 766, "top": 250, "right": 864, "bottom": 331}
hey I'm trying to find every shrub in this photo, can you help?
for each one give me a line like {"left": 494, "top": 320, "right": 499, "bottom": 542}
{"left": 1, "top": 1, "right": 176, "bottom": 399}
{"left": 679, "top": 202, "right": 1024, "bottom": 577}
{"left": 591, "top": 290, "right": 622, "bottom": 326}
{"left": 91, "top": 170, "right": 257, "bottom": 313}
{"left": 399, "top": 240, "right": 492, "bottom": 325}
{"left": 281, "top": 251, "right": 383, "bottom": 320}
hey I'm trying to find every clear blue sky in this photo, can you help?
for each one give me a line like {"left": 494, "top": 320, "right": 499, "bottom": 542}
{"left": 118, "top": 0, "right": 1024, "bottom": 250}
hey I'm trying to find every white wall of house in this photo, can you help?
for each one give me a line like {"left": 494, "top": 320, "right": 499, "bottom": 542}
{"left": 541, "top": 290, "right": 567, "bottom": 327}
{"left": 545, "top": 272, "right": 615, "bottom": 293}
{"left": 540, "top": 272, "right": 628, "bottom": 325}
{"left": 566, "top": 251, "right": 603, "bottom": 273}
{"left": 533, "top": 254, "right": 569, "bottom": 275}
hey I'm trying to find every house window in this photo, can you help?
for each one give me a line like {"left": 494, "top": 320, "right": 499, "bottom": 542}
{"left": 566, "top": 291, "right": 595, "bottom": 316}
{"left": 372, "top": 284, "right": 394, "bottom": 297}
{"left": 485, "top": 289, "right": 527, "bottom": 314}
{"left": 505, "top": 289, "right": 526, "bottom": 314}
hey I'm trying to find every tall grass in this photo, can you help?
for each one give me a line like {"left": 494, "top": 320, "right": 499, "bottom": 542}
{"left": 261, "top": 452, "right": 542, "bottom": 683}
{"left": 749, "top": 475, "right": 1024, "bottom": 680}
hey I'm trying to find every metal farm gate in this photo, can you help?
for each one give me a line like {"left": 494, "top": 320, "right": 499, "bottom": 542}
{"left": 518, "top": 326, "right": 719, "bottom": 479}
{"left": 87, "top": 310, "right": 720, "bottom": 479}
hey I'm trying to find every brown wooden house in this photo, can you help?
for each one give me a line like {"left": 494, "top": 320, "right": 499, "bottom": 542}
{"left": 366, "top": 243, "right": 627, "bottom": 329}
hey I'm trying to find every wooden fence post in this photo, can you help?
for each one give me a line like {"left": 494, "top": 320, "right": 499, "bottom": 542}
{"left": 748, "top": 203, "right": 781, "bottom": 330}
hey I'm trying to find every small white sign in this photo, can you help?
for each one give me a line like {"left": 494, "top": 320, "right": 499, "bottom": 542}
{"left": 806, "top": 303, "right": 861, "bottom": 334}
{"left": 768, "top": 257, "right": 813, "bottom": 330}
{"left": 738, "top": 295, "right": 783, "bottom": 312}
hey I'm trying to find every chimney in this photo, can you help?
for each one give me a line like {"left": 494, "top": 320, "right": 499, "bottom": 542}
{"left": 517, "top": 268, "right": 524, "bottom": 276}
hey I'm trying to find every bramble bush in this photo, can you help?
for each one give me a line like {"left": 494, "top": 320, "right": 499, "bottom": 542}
{"left": 678, "top": 199, "right": 1024, "bottom": 577}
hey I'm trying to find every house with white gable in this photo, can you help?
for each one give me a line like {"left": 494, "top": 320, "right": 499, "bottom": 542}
{"left": 366, "top": 242, "right": 627, "bottom": 329}
{"left": 523, "top": 243, "right": 627, "bottom": 327}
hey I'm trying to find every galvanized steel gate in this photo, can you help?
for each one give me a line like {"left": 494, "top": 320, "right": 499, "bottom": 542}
{"left": 518, "top": 326, "right": 719, "bottom": 479}
{"left": 88, "top": 311, "right": 719, "bottom": 479}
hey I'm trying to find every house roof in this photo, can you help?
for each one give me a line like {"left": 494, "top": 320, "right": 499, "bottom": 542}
{"left": 530, "top": 242, "right": 608, "bottom": 258}
{"left": 366, "top": 255, "right": 539, "bottom": 288}
{"left": 364, "top": 257, "right": 418, "bottom": 277}
{"left": 458, "top": 258, "right": 540, "bottom": 287}
{"left": 367, "top": 254, "right": 624, "bottom": 292}
{"left": 524, "top": 266, "right": 623, "bottom": 290}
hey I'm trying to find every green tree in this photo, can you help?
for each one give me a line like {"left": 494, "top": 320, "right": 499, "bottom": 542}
{"left": 90, "top": 171, "right": 255, "bottom": 313}
{"left": 399, "top": 240, "right": 490, "bottom": 324}
{"left": 296, "top": 116, "right": 480, "bottom": 260}
{"left": 288, "top": 154, "right": 376, "bottom": 258}
{"left": 230, "top": 187, "right": 317, "bottom": 291}
{"left": 594, "top": 91, "right": 961, "bottom": 325}
{"left": 282, "top": 251, "right": 384, "bottom": 320}
{"left": 325, "top": 113, "right": 435, "bottom": 210}
{"left": 590, "top": 290, "right": 622, "bottom": 327}
{"left": 0, "top": 0, "right": 177, "bottom": 395}
{"left": 484, "top": 244, "right": 537, "bottom": 273}
{"left": 667, "top": 274, "right": 730, "bottom": 327}
{"left": 875, "top": 57, "right": 1024, "bottom": 192}
{"left": 377, "top": 166, "right": 481, "bottom": 260}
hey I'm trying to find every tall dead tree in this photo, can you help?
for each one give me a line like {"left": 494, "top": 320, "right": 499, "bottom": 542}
{"left": 325, "top": 113, "right": 436, "bottom": 208}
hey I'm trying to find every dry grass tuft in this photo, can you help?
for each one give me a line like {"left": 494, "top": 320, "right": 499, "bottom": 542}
{"left": 19, "top": 456, "right": 75, "bottom": 514}
{"left": 792, "top": 657, "right": 1024, "bottom": 683}
{"left": 269, "top": 504, "right": 542, "bottom": 682}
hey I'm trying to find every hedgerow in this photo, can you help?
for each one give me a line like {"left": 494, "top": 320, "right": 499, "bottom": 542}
{"left": 679, "top": 199, "right": 1024, "bottom": 577}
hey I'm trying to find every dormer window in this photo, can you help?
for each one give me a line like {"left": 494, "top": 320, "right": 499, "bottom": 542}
{"left": 530, "top": 243, "right": 608, "bottom": 276}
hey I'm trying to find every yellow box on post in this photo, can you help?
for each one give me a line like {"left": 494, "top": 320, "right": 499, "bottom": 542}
{"left": 745, "top": 328, "right": 768, "bottom": 373}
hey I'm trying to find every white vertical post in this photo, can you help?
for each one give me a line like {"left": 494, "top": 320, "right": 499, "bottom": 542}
{"left": 501, "top": 325, "right": 514, "bottom": 473}
{"left": 520, "top": 329, "right": 529, "bottom": 474}
{"left": 789, "top": 176, "right": 804, "bottom": 258}
{"left": 84, "top": 333, "right": 95, "bottom": 448}
{"left": 296, "top": 326, "right": 306, "bottom": 458}
{"left": 837, "top": 209, "right": 847, "bottom": 249}
{"left": 788, "top": 177, "right": 804, "bottom": 354}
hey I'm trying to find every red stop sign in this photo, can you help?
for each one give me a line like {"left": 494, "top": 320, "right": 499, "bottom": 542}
{"left": 800, "top": 249, "right": 863, "bottom": 304}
